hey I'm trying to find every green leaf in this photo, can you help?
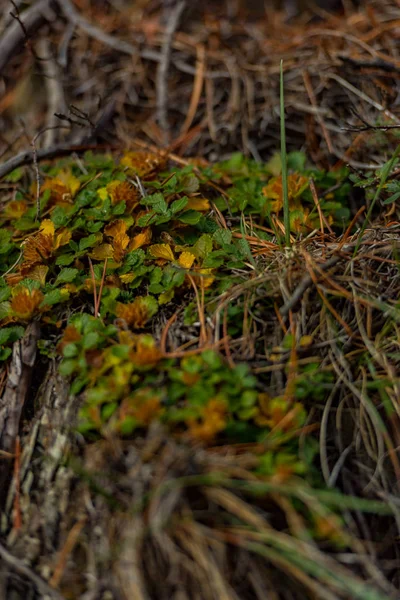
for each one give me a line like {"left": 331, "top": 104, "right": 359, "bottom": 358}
{"left": 112, "top": 201, "right": 126, "bottom": 215}
{"left": 193, "top": 234, "right": 213, "bottom": 259}
{"left": 59, "top": 358, "right": 77, "bottom": 377}
{"left": 86, "top": 221, "right": 104, "bottom": 233}
{"left": 63, "top": 343, "right": 79, "bottom": 358}
{"left": 383, "top": 190, "right": 400, "bottom": 205}
{"left": 287, "top": 151, "right": 306, "bottom": 172}
{"left": 0, "top": 287, "right": 11, "bottom": 302}
{"left": 51, "top": 206, "right": 69, "bottom": 227}
{"left": 83, "top": 331, "right": 100, "bottom": 350}
{"left": 125, "top": 249, "right": 145, "bottom": 267}
{"left": 56, "top": 253, "right": 76, "bottom": 266}
{"left": 202, "top": 252, "right": 225, "bottom": 268}
{"left": 0, "top": 230, "right": 14, "bottom": 255}
{"left": 55, "top": 268, "right": 79, "bottom": 285}
{"left": 102, "top": 402, "right": 118, "bottom": 421}
{"left": 142, "top": 193, "right": 168, "bottom": 214}
{"left": 0, "top": 325, "right": 25, "bottom": 346}
{"left": 13, "top": 217, "right": 38, "bottom": 232}
{"left": 148, "top": 283, "right": 164, "bottom": 294}
{"left": 178, "top": 210, "right": 202, "bottom": 225}
{"left": 0, "top": 348, "right": 12, "bottom": 361}
{"left": 149, "top": 267, "right": 163, "bottom": 285}
{"left": 40, "top": 289, "right": 70, "bottom": 307}
{"left": 0, "top": 302, "right": 11, "bottom": 320}
{"left": 137, "top": 212, "right": 156, "bottom": 227}
{"left": 5, "top": 167, "right": 23, "bottom": 182}
{"left": 213, "top": 229, "right": 232, "bottom": 246}
{"left": 137, "top": 295, "right": 158, "bottom": 318}
{"left": 178, "top": 174, "right": 199, "bottom": 194}
{"left": 170, "top": 197, "right": 189, "bottom": 214}
{"left": 79, "top": 234, "right": 100, "bottom": 251}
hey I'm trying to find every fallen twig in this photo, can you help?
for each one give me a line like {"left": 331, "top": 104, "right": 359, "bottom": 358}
{"left": 0, "top": 0, "right": 53, "bottom": 75}
{"left": 0, "top": 541, "right": 65, "bottom": 600}
{"left": 157, "top": 0, "right": 186, "bottom": 140}
{"left": 279, "top": 256, "right": 341, "bottom": 317}
{"left": 56, "top": 0, "right": 135, "bottom": 56}
{"left": 0, "top": 141, "right": 119, "bottom": 181}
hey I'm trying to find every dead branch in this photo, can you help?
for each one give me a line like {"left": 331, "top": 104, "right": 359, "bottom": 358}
{"left": 0, "top": 542, "right": 65, "bottom": 600}
{"left": 0, "top": 141, "right": 119, "bottom": 181}
{"left": 157, "top": 0, "right": 187, "bottom": 140}
{"left": 279, "top": 256, "right": 341, "bottom": 317}
{"left": 0, "top": 0, "right": 55, "bottom": 75}
{"left": 56, "top": 0, "right": 135, "bottom": 56}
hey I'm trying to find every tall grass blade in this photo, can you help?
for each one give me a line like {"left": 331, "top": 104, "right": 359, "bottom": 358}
{"left": 280, "top": 59, "right": 290, "bottom": 248}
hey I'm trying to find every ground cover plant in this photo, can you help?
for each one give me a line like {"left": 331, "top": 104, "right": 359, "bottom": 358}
{"left": 0, "top": 1, "right": 400, "bottom": 599}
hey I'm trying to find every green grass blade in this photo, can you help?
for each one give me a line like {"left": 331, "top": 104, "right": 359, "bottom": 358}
{"left": 353, "top": 143, "right": 400, "bottom": 256}
{"left": 280, "top": 59, "right": 290, "bottom": 248}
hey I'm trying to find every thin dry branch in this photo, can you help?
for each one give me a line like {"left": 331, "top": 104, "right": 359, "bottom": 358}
{"left": 0, "top": 542, "right": 65, "bottom": 600}
{"left": 56, "top": 0, "right": 136, "bottom": 56}
{"left": 0, "top": 0, "right": 54, "bottom": 75}
{"left": 0, "top": 141, "right": 119, "bottom": 180}
{"left": 157, "top": 0, "right": 186, "bottom": 140}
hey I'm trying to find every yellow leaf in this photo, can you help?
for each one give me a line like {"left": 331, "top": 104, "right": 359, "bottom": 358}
{"left": 299, "top": 335, "right": 313, "bottom": 348}
{"left": 4, "top": 200, "right": 27, "bottom": 219}
{"left": 148, "top": 244, "right": 174, "bottom": 261}
{"left": 195, "top": 268, "right": 214, "bottom": 289}
{"left": 39, "top": 219, "right": 55, "bottom": 237}
{"left": 178, "top": 251, "right": 195, "bottom": 269}
{"left": 54, "top": 228, "right": 72, "bottom": 249}
{"left": 57, "top": 169, "right": 81, "bottom": 196}
{"left": 97, "top": 187, "right": 109, "bottom": 201}
{"left": 29, "top": 265, "right": 48, "bottom": 286}
{"left": 185, "top": 197, "right": 210, "bottom": 211}
{"left": 90, "top": 244, "right": 114, "bottom": 260}
{"left": 120, "top": 273, "right": 136, "bottom": 284}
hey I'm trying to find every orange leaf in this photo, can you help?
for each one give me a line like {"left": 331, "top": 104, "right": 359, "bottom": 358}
{"left": 116, "top": 298, "right": 152, "bottom": 328}
{"left": 107, "top": 180, "right": 140, "bottom": 212}
{"left": 10, "top": 288, "right": 44, "bottom": 320}
{"left": 128, "top": 228, "right": 152, "bottom": 250}
{"left": 113, "top": 231, "right": 130, "bottom": 262}
{"left": 4, "top": 200, "right": 27, "bottom": 219}
{"left": 22, "top": 232, "right": 53, "bottom": 266}
{"left": 120, "top": 151, "right": 165, "bottom": 178}
{"left": 104, "top": 219, "right": 127, "bottom": 238}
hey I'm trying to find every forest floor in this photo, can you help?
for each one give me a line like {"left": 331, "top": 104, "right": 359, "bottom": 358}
{"left": 0, "top": 1, "right": 400, "bottom": 599}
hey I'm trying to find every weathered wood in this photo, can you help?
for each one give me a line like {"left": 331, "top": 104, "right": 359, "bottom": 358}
{"left": 0, "top": 322, "right": 40, "bottom": 505}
